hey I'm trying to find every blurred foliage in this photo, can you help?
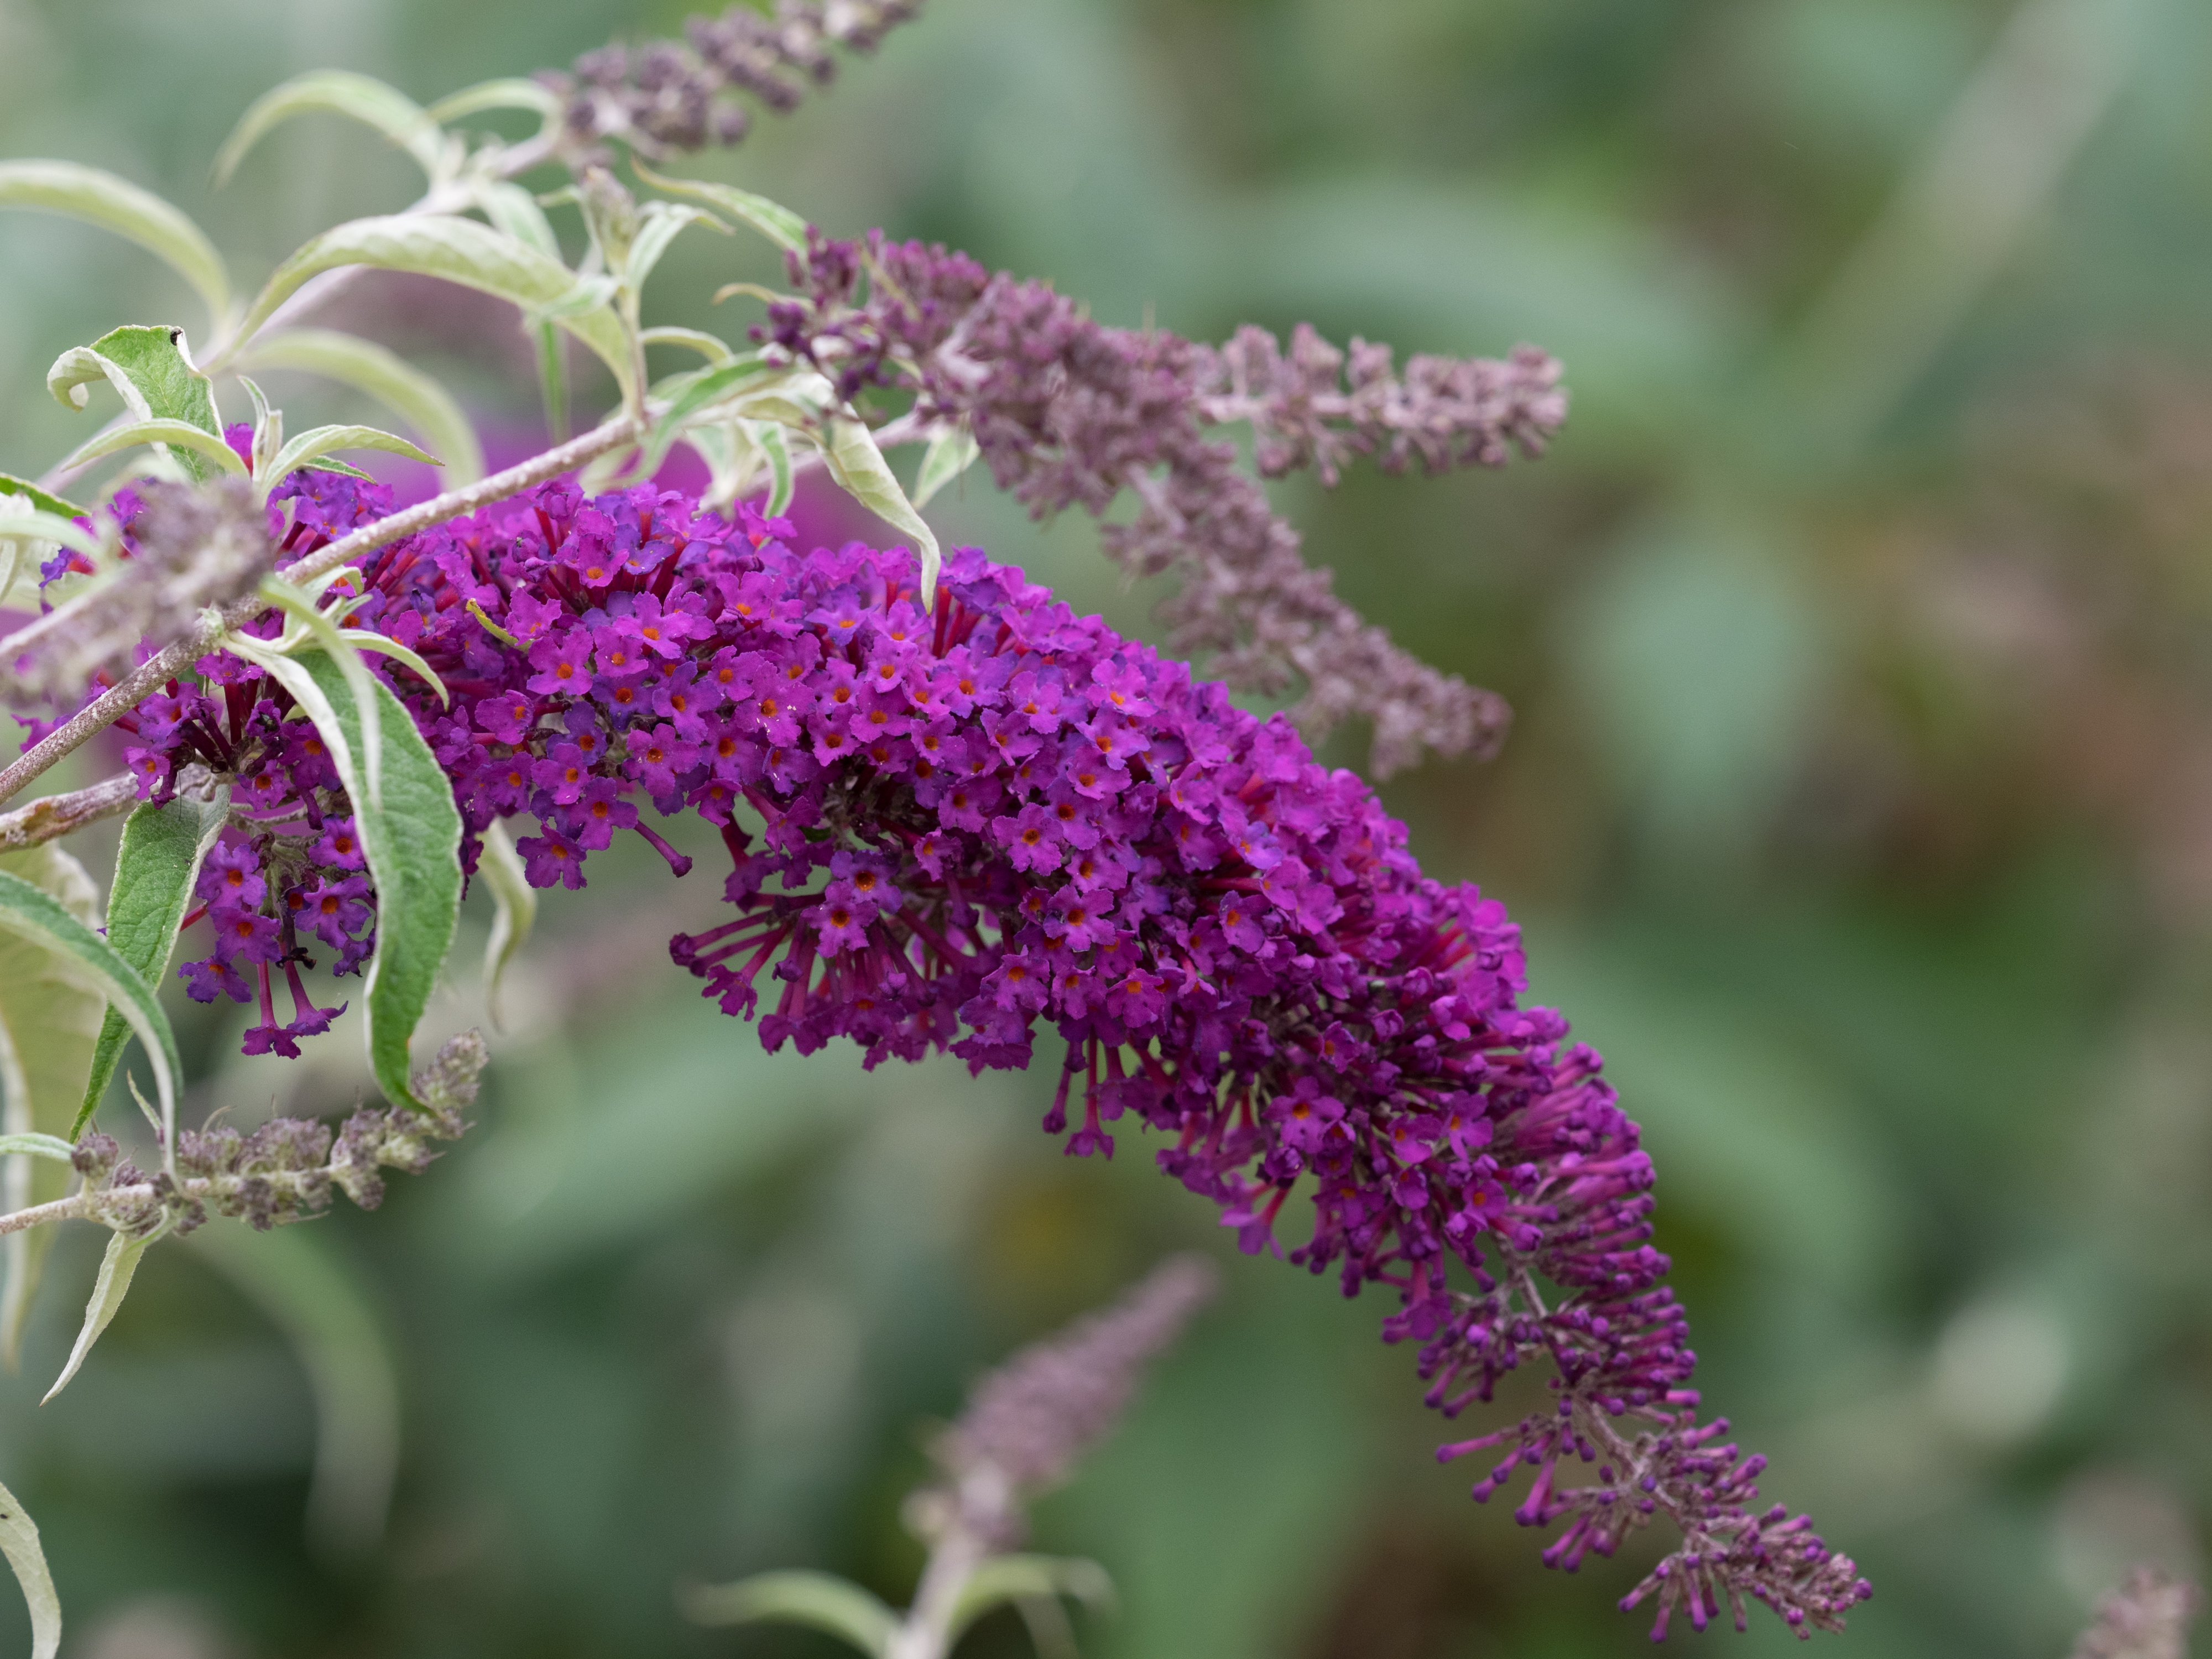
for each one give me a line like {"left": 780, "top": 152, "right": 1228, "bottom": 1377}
{"left": 3, "top": 0, "right": 2211, "bottom": 1656}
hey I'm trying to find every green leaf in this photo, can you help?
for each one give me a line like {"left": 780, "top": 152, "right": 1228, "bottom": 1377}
{"left": 240, "top": 328, "right": 486, "bottom": 486}
{"left": 0, "top": 864, "right": 180, "bottom": 1167}
{"left": 949, "top": 1555, "right": 1115, "bottom": 1646}
{"left": 295, "top": 650, "right": 462, "bottom": 1114}
{"left": 335, "top": 628, "right": 450, "bottom": 708}
{"left": 753, "top": 420, "right": 794, "bottom": 516}
{"left": 630, "top": 356, "right": 785, "bottom": 483}
{"left": 215, "top": 70, "right": 448, "bottom": 187}
{"left": 624, "top": 201, "right": 731, "bottom": 296}
{"left": 0, "top": 510, "right": 109, "bottom": 568}
{"left": 0, "top": 843, "right": 104, "bottom": 1371}
{"left": 470, "top": 180, "right": 562, "bottom": 258}
{"left": 187, "top": 1222, "right": 400, "bottom": 1556}
{"left": 55, "top": 418, "right": 247, "bottom": 482}
{"left": 259, "top": 424, "right": 440, "bottom": 504}
{"left": 640, "top": 326, "right": 735, "bottom": 365}
{"left": 0, "top": 1135, "right": 77, "bottom": 1163}
{"left": 49, "top": 325, "right": 225, "bottom": 485}
{"left": 44, "top": 1218, "right": 169, "bottom": 1402}
{"left": 912, "top": 423, "right": 982, "bottom": 510}
{"left": 423, "top": 77, "right": 561, "bottom": 126}
{"left": 230, "top": 584, "right": 385, "bottom": 811}
{"left": 80, "top": 786, "right": 231, "bottom": 1139}
{"left": 0, "top": 160, "right": 231, "bottom": 331}
{"left": 822, "top": 413, "right": 942, "bottom": 603}
{"left": 476, "top": 821, "right": 535, "bottom": 1034}
{"left": 680, "top": 1571, "right": 897, "bottom": 1656}
{"left": 632, "top": 159, "right": 808, "bottom": 253}
{"left": 0, "top": 1477, "right": 62, "bottom": 1659}
{"left": 0, "top": 473, "right": 87, "bottom": 520}
{"left": 225, "top": 214, "right": 635, "bottom": 406}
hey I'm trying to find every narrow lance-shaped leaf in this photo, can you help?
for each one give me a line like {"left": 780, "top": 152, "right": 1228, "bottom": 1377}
{"left": 259, "top": 425, "right": 440, "bottom": 507}
{"left": 296, "top": 650, "right": 462, "bottom": 1114}
{"left": 0, "top": 869, "right": 180, "bottom": 1166}
{"left": 477, "top": 821, "right": 535, "bottom": 1034}
{"left": 44, "top": 1217, "right": 171, "bottom": 1403}
{"left": 632, "top": 159, "right": 808, "bottom": 253}
{"left": 0, "top": 844, "right": 104, "bottom": 1370}
{"left": 47, "top": 325, "right": 224, "bottom": 483}
{"left": 0, "top": 159, "right": 230, "bottom": 331}
{"left": 680, "top": 1571, "right": 898, "bottom": 1657}
{"left": 422, "top": 77, "right": 560, "bottom": 124}
{"left": 220, "top": 215, "right": 636, "bottom": 406}
{"left": 253, "top": 575, "right": 394, "bottom": 806}
{"left": 241, "top": 328, "right": 486, "bottom": 485}
{"left": 0, "top": 1477, "right": 62, "bottom": 1659}
{"left": 640, "top": 326, "right": 735, "bottom": 364}
{"left": 55, "top": 418, "right": 248, "bottom": 482}
{"left": 79, "top": 785, "right": 232, "bottom": 1137}
{"left": 623, "top": 202, "right": 731, "bottom": 296}
{"left": 948, "top": 1554, "right": 1115, "bottom": 1646}
{"left": 0, "top": 474, "right": 87, "bottom": 520}
{"left": 912, "top": 422, "right": 982, "bottom": 510}
{"left": 822, "top": 412, "right": 942, "bottom": 603}
{"left": 214, "top": 70, "right": 448, "bottom": 186}
{"left": 0, "top": 1136, "right": 76, "bottom": 1163}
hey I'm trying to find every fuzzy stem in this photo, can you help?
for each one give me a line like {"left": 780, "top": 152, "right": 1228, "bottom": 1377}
{"left": 0, "top": 771, "right": 137, "bottom": 851}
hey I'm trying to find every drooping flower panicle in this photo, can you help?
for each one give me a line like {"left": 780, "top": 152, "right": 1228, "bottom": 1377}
{"left": 80, "top": 461, "right": 1861, "bottom": 1636}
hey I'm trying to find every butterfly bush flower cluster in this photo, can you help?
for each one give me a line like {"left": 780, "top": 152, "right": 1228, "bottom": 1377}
{"left": 92, "top": 461, "right": 1863, "bottom": 1639}
{"left": 758, "top": 231, "right": 1568, "bottom": 774}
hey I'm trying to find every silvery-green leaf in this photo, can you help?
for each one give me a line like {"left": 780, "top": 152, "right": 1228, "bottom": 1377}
{"left": 0, "top": 474, "right": 86, "bottom": 520}
{"left": 79, "top": 785, "right": 231, "bottom": 1139}
{"left": 55, "top": 418, "right": 247, "bottom": 482}
{"left": 242, "top": 328, "right": 486, "bottom": 486}
{"left": 912, "top": 423, "right": 981, "bottom": 510}
{"left": 534, "top": 323, "right": 570, "bottom": 444}
{"left": 259, "top": 424, "right": 440, "bottom": 504}
{"left": 335, "top": 627, "right": 449, "bottom": 708}
{"left": 630, "top": 357, "right": 783, "bottom": 482}
{"left": 214, "top": 70, "right": 448, "bottom": 186}
{"left": 0, "top": 160, "right": 230, "bottom": 330}
{"left": 0, "top": 510, "right": 108, "bottom": 567}
{"left": 49, "top": 325, "right": 225, "bottom": 483}
{"left": 44, "top": 1217, "right": 170, "bottom": 1402}
{"left": 822, "top": 413, "right": 941, "bottom": 602}
{"left": 236, "top": 581, "right": 384, "bottom": 808}
{"left": 224, "top": 215, "right": 635, "bottom": 405}
{"left": 948, "top": 1554, "right": 1115, "bottom": 1646}
{"left": 239, "top": 374, "right": 283, "bottom": 478}
{"left": 0, "top": 1135, "right": 76, "bottom": 1163}
{"left": 424, "top": 77, "right": 561, "bottom": 125}
{"left": 477, "top": 821, "right": 535, "bottom": 1034}
{"left": 0, "top": 1477, "right": 61, "bottom": 1659}
{"left": 680, "top": 1571, "right": 897, "bottom": 1656}
{"left": 48, "top": 349, "right": 152, "bottom": 422}
{"left": 529, "top": 272, "right": 622, "bottom": 324}
{"left": 294, "top": 650, "right": 462, "bottom": 1115}
{"left": 641, "top": 326, "right": 735, "bottom": 365}
{"left": 188, "top": 1221, "right": 400, "bottom": 1556}
{"left": 754, "top": 420, "right": 794, "bottom": 515}
{"left": 0, "top": 843, "right": 103, "bottom": 1370}
{"left": 0, "top": 864, "right": 178, "bottom": 1175}
{"left": 469, "top": 180, "right": 561, "bottom": 258}
{"left": 625, "top": 202, "right": 731, "bottom": 296}
{"left": 632, "top": 159, "right": 807, "bottom": 253}
{"left": 50, "top": 324, "right": 220, "bottom": 428}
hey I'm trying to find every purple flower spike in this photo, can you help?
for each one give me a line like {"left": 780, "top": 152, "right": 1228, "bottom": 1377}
{"left": 103, "top": 473, "right": 1863, "bottom": 1637}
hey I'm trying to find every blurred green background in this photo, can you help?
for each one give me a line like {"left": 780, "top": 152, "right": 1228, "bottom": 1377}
{"left": 3, "top": 0, "right": 2210, "bottom": 1655}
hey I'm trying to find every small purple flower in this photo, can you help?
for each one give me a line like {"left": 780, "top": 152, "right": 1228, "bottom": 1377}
{"left": 517, "top": 829, "right": 587, "bottom": 890}
{"left": 311, "top": 817, "right": 367, "bottom": 870}
{"left": 197, "top": 840, "right": 267, "bottom": 909}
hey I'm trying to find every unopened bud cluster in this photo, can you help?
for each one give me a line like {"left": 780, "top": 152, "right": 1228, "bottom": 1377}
{"left": 68, "top": 1030, "right": 484, "bottom": 1237}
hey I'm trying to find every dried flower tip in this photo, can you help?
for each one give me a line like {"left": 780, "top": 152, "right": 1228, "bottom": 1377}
{"left": 1, "top": 478, "right": 268, "bottom": 707}
{"left": 928, "top": 1255, "right": 1218, "bottom": 1545}
{"left": 543, "top": 0, "right": 923, "bottom": 160}
{"left": 410, "top": 1027, "right": 489, "bottom": 1134}
{"left": 2071, "top": 1567, "right": 2203, "bottom": 1659}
